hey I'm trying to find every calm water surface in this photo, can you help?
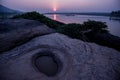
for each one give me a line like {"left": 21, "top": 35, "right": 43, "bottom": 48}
{"left": 45, "top": 14, "right": 120, "bottom": 37}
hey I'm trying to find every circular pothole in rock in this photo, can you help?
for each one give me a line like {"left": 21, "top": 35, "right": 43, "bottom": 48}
{"left": 33, "top": 51, "right": 62, "bottom": 77}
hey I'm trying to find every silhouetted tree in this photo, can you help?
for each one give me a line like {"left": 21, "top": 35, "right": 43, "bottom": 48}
{"left": 111, "top": 10, "right": 120, "bottom": 17}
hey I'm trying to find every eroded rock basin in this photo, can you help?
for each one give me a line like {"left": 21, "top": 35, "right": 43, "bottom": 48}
{"left": 34, "top": 51, "right": 61, "bottom": 77}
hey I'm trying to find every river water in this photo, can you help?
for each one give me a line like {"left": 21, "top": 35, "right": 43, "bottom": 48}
{"left": 45, "top": 14, "right": 120, "bottom": 37}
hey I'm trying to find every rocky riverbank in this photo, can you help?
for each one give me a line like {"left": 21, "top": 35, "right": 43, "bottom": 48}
{"left": 0, "top": 19, "right": 120, "bottom": 80}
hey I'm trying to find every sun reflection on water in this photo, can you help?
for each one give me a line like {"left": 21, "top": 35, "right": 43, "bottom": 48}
{"left": 53, "top": 14, "right": 57, "bottom": 20}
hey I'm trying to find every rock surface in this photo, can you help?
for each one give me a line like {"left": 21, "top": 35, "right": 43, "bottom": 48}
{"left": 0, "top": 19, "right": 55, "bottom": 53}
{"left": 0, "top": 32, "right": 120, "bottom": 80}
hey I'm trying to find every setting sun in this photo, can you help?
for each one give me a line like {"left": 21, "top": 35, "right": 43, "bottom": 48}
{"left": 53, "top": 7, "right": 57, "bottom": 12}
{"left": 52, "top": 0, "right": 57, "bottom": 12}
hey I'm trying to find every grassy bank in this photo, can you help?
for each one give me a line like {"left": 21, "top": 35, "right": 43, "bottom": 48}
{"left": 12, "top": 11, "right": 64, "bottom": 29}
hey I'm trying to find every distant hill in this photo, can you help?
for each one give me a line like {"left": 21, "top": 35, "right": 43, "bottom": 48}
{"left": 0, "top": 5, "right": 21, "bottom": 14}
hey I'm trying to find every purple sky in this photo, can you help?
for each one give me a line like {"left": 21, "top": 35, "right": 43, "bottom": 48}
{"left": 1, "top": 0, "right": 120, "bottom": 13}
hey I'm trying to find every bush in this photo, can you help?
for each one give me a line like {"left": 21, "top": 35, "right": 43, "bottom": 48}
{"left": 12, "top": 11, "right": 64, "bottom": 29}
{"left": 83, "top": 20, "right": 108, "bottom": 31}
{"left": 57, "top": 23, "right": 84, "bottom": 38}
{"left": 57, "top": 20, "right": 108, "bottom": 39}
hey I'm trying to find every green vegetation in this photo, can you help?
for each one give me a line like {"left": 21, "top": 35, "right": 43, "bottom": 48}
{"left": 12, "top": 11, "right": 64, "bottom": 29}
{"left": 83, "top": 20, "right": 108, "bottom": 32}
{"left": 57, "top": 23, "right": 83, "bottom": 39}
{"left": 57, "top": 20, "right": 108, "bottom": 39}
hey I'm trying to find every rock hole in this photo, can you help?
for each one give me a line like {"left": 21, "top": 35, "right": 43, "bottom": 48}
{"left": 33, "top": 51, "right": 62, "bottom": 77}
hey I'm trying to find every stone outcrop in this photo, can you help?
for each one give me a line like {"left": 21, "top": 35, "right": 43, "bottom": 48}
{"left": 0, "top": 19, "right": 55, "bottom": 53}
{"left": 0, "top": 33, "right": 120, "bottom": 80}
{"left": 0, "top": 19, "right": 120, "bottom": 80}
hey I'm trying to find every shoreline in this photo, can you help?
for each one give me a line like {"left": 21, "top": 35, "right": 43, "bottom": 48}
{"left": 1, "top": 12, "right": 120, "bottom": 52}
